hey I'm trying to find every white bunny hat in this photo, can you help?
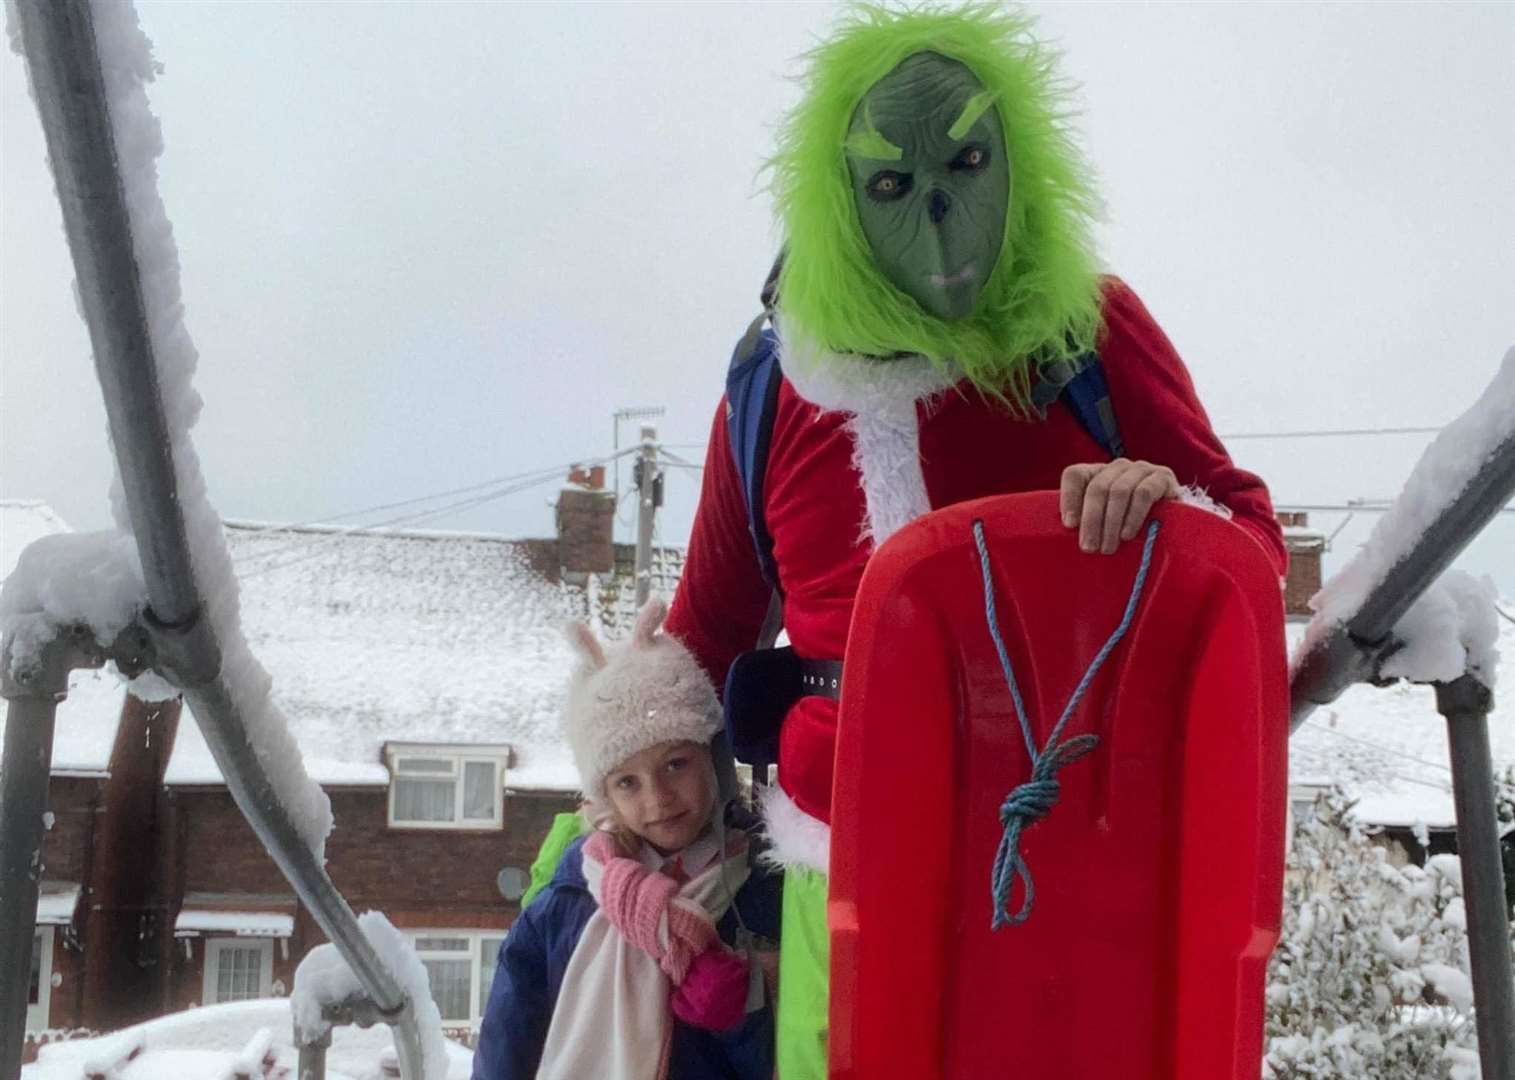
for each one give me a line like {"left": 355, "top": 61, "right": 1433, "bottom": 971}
{"left": 562, "top": 599, "right": 722, "bottom": 807}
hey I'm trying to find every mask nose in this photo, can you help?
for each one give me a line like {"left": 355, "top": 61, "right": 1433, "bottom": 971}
{"left": 928, "top": 188, "right": 951, "bottom": 225}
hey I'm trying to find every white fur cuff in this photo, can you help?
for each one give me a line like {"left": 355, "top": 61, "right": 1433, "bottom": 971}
{"left": 758, "top": 784, "right": 831, "bottom": 876}
{"left": 1176, "top": 484, "right": 1234, "bottom": 520}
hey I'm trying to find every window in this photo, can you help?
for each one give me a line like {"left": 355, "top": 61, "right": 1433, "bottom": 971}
{"left": 26, "top": 928, "right": 53, "bottom": 1034}
{"left": 410, "top": 931, "right": 507, "bottom": 1029}
{"left": 385, "top": 744, "right": 510, "bottom": 829}
{"left": 203, "top": 938, "right": 274, "bottom": 1004}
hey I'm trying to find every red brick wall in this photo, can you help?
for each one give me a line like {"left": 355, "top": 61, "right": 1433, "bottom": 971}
{"left": 1278, "top": 512, "right": 1325, "bottom": 619}
{"left": 555, "top": 487, "right": 616, "bottom": 575}
{"left": 34, "top": 777, "right": 103, "bottom": 1036}
{"left": 168, "top": 786, "right": 577, "bottom": 1007}
{"left": 40, "top": 776, "right": 102, "bottom": 887}
{"left": 1284, "top": 548, "right": 1322, "bottom": 617}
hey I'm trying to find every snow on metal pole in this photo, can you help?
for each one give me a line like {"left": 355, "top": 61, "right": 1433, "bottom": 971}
{"left": 1291, "top": 386, "right": 1515, "bottom": 731}
{"left": 10, "top": 0, "right": 198, "bottom": 632}
{"left": 1435, "top": 676, "right": 1515, "bottom": 1080}
{"left": 11, "top": 3, "right": 432, "bottom": 1075}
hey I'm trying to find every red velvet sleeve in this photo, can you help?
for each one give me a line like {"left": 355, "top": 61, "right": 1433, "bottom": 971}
{"left": 1098, "top": 279, "right": 1288, "bottom": 578}
{"left": 665, "top": 400, "right": 774, "bottom": 696}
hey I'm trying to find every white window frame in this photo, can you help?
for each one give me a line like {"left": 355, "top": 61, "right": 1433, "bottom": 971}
{"left": 203, "top": 937, "right": 274, "bottom": 1004}
{"left": 408, "top": 929, "right": 508, "bottom": 1030}
{"left": 26, "top": 926, "right": 54, "bottom": 1034}
{"left": 385, "top": 743, "right": 510, "bottom": 831}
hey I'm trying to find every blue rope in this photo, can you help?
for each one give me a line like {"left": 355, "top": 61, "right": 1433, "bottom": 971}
{"left": 976, "top": 518, "right": 1161, "bottom": 930}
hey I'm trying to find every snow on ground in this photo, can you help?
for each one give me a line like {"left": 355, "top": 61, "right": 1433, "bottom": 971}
{"left": 1287, "top": 610, "right": 1515, "bottom": 827}
{"left": 22, "top": 999, "right": 473, "bottom": 1080}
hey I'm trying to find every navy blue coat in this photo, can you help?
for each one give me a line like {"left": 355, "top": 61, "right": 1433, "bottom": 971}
{"left": 471, "top": 836, "right": 781, "bottom": 1080}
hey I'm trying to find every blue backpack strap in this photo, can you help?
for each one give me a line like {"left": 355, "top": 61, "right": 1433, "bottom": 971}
{"left": 1034, "top": 352, "right": 1125, "bottom": 459}
{"left": 725, "top": 315, "right": 783, "bottom": 590}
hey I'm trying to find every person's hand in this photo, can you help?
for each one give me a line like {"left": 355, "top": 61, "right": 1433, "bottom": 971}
{"left": 1060, "top": 459, "right": 1179, "bottom": 554}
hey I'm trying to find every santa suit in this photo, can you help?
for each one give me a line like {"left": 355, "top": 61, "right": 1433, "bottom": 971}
{"left": 666, "top": 278, "right": 1287, "bottom": 871}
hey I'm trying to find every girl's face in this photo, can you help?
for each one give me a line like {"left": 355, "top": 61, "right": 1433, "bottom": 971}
{"left": 604, "top": 740, "right": 717, "bottom": 855}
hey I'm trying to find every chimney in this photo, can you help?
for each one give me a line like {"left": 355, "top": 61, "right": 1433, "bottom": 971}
{"left": 556, "top": 466, "right": 615, "bottom": 579}
{"left": 1278, "top": 511, "right": 1325, "bottom": 619}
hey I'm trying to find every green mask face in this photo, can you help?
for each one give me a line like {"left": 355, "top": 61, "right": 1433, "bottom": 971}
{"left": 845, "top": 51, "right": 1010, "bottom": 322}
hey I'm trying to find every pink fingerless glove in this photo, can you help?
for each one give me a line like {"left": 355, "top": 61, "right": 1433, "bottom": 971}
{"left": 670, "top": 946, "right": 750, "bottom": 1032}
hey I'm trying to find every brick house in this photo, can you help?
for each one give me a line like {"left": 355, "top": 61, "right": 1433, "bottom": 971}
{"left": 4, "top": 475, "right": 683, "bottom": 1050}
{"left": 14, "top": 491, "right": 1506, "bottom": 1051}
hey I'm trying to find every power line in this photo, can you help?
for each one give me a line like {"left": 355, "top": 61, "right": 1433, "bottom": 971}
{"left": 1276, "top": 502, "right": 1515, "bottom": 515}
{"left": 1301, "top": 718, "right": 1453, "bottom": 776}
{"left": 233, "top": 447, "right": 641, "bottom": 548}
{"left": 236, "top": 470, "right": 572, "bottom": 580}
{"left": 1220, "top": 425, "right": 1444, "bottom": 441}
{"left": 234, "top": 448, "right": 641, "bottom": 576}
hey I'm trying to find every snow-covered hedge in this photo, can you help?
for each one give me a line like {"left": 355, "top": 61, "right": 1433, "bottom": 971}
{"left": 1264, "top": 788, "right": 1512, "bottom": 1079}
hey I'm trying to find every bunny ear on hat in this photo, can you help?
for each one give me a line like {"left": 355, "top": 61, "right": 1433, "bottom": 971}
{"left": 564, "top": 621, "right": 607, "bottom": 670}
{"left": 631, "top": 598, "right": 669, "bottom": 647}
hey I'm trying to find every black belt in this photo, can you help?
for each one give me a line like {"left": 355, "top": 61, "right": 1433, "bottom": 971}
{"left": 798, "top": 658, "right": 844, "bottom": 700}
{"left": 724, "top": 649, "right": 843, "bottom": 774}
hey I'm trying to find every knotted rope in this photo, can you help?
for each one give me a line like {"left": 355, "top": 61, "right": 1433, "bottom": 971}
{"left": 974, "top": 518, "right": 1161, "bottom": 930}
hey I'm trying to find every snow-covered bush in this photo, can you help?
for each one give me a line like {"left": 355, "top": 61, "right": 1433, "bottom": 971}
{"left": 1263, "top": 788, "right": 1511, "bottom": 1079}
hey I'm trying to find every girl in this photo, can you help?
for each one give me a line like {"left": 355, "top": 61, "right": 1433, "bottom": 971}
{"left": 472, "top": 600, "right": 779, "bottom": 1080}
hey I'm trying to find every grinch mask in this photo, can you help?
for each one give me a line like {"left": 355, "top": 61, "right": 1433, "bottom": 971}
{"left": 845, "top": 51, "right": 1009, "bottom": 321}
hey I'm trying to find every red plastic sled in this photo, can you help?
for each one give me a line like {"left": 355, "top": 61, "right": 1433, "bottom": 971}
{"left": 828, "top": 492, "right": 1288, "bottom": 1080}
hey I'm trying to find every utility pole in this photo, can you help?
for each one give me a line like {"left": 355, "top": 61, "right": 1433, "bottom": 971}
{"left": 613, "top": 406, "right": 665, "bottom": 524}
{"left": 633, "top": 425, "right": 662, "bottom": 608}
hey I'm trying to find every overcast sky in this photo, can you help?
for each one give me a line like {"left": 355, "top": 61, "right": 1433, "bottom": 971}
{"left": 3, "top": 1, "right": 1512, "bottom": 594}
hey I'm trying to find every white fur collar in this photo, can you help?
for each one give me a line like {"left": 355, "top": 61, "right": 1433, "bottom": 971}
{"left": 776, "top": 318, "right": 955, "bottom": 547}
{"left": 775, "top": 317, "right": 961, "bottom": 417}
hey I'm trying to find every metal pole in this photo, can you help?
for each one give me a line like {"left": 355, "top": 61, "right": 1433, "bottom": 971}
{"left": 13, "top": 3, "right": 429, "bottom": 1074}
{"left": 12, "top": 0, "right": 199, "bottom": 629}
{"left": 1435, "top": 676, "right": 1515, "bottom": 1080}
{"left": 296, "top": 1033, "right": 329, "bottom": 1080}
{"left": 0, "top": 700, "right": 59, "bottom": 1077}
{"left": 634, "top": 424, "right": 659, "bottom": 608}
{"left": 0, "top": 631, "right": 85, "bottom": 1080}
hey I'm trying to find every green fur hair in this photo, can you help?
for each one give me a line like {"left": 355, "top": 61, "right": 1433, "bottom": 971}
{"left": 770, "top": 3, "right": 1104, "bottom": 403}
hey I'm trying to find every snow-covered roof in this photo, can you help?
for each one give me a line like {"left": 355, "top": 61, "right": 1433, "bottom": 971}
{"left": 1288, "top": 615, "right": 1515, "bottom": 827}
{"left": 164, "top": 519, "right": 682, "bottom": 790}
{"left": 21, "top": 999, "right": 474, "bottom": 1080}
{"left": 35, "top": 882, "right": 80, "bottom": 926}
{"left": 1, "top": 501, "right": 681, "bottom": 790}
{"left": 173, "top": 891, "right": 297, "bottom": 937}
{"left": 174, "top": 910, "right": 294, "bottom": 938}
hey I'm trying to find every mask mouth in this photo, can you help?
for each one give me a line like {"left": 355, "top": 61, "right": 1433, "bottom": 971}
{"left": 929, "top": 262, "right": 977, "bottom": 288}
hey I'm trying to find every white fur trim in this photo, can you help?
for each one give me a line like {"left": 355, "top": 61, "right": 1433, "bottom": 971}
{"left": 777, "top": 320, "right": 957, "bottom": 548}
{"left": 1176, "top": 484, "right": 1234, "bottom": 520}
{"left": 758, "top": 784, "right": 831, "bottom": 876}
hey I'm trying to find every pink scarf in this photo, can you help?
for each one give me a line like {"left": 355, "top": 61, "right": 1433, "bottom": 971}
{"left": 536, "top": 829, "right": 753, "bottom": 1080}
